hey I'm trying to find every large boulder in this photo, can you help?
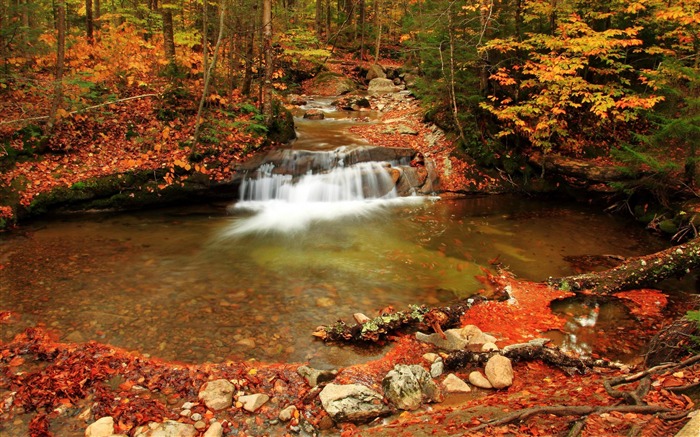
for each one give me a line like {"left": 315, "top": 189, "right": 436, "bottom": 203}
{"left": 484, "top": 355, "right": 514, "bottom": 389}
{"left": 306, "top": 72, "right": 357, "bottom": 96}
{"left": 366, "top": 64, "right": 386, "bottom": 81}
{"left": 85, "top": 417, "right": 115, "bottom": 437}
{"left": 319, "top": 383, "right": 391, "bottom": 422}
{"left": 368, "top": 78, "right": 398, "bottom": 95}
{"left": 382, "top": 364, "right": 443, "bottom": 411}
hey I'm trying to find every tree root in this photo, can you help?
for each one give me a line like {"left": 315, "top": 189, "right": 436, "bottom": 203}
{"left": 469, "top": 404, "right": 674, "bottom": 433}
{"left": 444, "top": 340, "right": 628, "bottom": 375}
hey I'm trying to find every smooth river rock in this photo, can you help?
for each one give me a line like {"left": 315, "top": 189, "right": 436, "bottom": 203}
{"left": 85, "top": 416, "right": 114, "bottom": 437}
{"left": 382, "top": 364, "right": 442, "bottom": 411}
{"left": 468, "top": 371, "right": 493, "bottom": 389}
{"left": 484, "top": 354, "right": 514, "bottom": 389}
{"left": 442, "top": 374, "right": 472, "bottom": 394}
{"left": 319, "top": 383, "right": 391, "bottom": 422}
{"left": 297, "top": 365, "right": 338, "bottom": 387}
{"left": 198, "top": 379, "right": 235, "bottom": 411}
{"left": 238, "top": 393, "right": 269, "bottom": 412}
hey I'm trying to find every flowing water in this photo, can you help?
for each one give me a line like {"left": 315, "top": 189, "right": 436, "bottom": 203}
{"left": 0, "top": 99, "right": 685, "bottom": 367}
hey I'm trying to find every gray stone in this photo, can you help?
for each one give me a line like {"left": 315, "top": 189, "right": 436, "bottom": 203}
{"left": 202, "top": 422, "right": 223, "bottom": 437}
{"left": 382, "top": 364, "right": 443, "bottom": 411}
{"left": 198, "top": 379, "right": 235, "bottom": 411}
{"left": 85, "top": 416, "right": 114, "bottom": 437}
{"left": 468, "top": 371, "right": 493, "bottom": 389}
{"left": 287, "top": 94, "right": 308, "bottom": 106}
{"left": 430, "top": 359, "right": 444, "bottom": 378}
{"left": 279, "top": 405, "right": 297, "bottom": 422}
{"left": 366, "top": 64, "right": 386, "bottom": 81}
{"left": 297, "top": 365, "right": 338, "bottom": 387}
{"left": 319, "top": 383, "right": 391, "bottom": 423}
{"left": 303, "top": 109, "right": 325, "bottom": 120}
{"left": 238, "top": 393, "right": 269, "bottom": 412}
{"left": 133, "top": 420, "right": 197, "bottom": 437}
{"left": 190, "top": 413, "right": 202, "bottom": 421}
{"left": 484, "top": 355, "right": 514, "bottom": 389}
{"left": 368, "top": 78, "right": 398, "bottom": 96}
{"left": 442, "top": 374, "right": 472, "bottom": 394}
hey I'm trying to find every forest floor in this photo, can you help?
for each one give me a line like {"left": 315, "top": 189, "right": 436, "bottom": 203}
{"left": 2, "top": 92, "right": 700, "bottom": 436}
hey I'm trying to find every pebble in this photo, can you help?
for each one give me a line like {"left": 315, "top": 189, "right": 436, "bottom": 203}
{"left": 468, "top": 371, "right": 493, "bottom": 389}
{"left": 190, "top": 413, "right": 202, "bottom": 421}
{"left": 180, "top": 409, "right": 191, "bottom": 417}
{"left": 181, "top": 401, "right": 196, "bottom": 410}
{"left": 430, "top": 359, "right": 444, "bottom": 378}
{"left": 279, "top": 405, "right": 297, "bottom": 422}
{"left": 194, "top": 421, "right": 206, "bottom": 431}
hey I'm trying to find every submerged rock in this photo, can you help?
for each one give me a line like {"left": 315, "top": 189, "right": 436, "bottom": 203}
{"left": 297, "top": 365, "right": 338, "bottom": 387}
{"left": 484, "top": 355, "right": 514, "bottom": 389}
{"left": 303, "top": 109, "right": 325, "bottom": 120}
{"left": 198, "top": 379, "right": 235, "bottom": 411}
{"left": 382, "top": 364, "right": 443, "bottom": 411}
{"left": 319, "top": 383, "right": 391, "bottom": 422}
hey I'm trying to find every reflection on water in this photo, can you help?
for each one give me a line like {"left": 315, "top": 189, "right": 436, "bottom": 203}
{"left": 0, "top": 196, "right": 671, "bottom": 366}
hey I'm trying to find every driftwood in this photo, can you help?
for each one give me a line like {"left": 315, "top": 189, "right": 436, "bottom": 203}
{"left": 549, "top": 238, "right": 700, "bottom": 294}
{"left": 313, "top": 296, "right": 498, "bottom": 342}
{"left": 444, "top": 340, "right": 627, "bottom": 375}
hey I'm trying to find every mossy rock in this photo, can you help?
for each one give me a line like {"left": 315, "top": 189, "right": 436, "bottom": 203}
{"left": 267, "top": 100, "right": 296, "bottom": 144}
{"left": 658, "top": 219, "right": 679, "bottom": 234}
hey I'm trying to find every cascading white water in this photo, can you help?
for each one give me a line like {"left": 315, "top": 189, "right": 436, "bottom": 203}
{"left": 226, "top": 159, "right": 426, "bottom": 235}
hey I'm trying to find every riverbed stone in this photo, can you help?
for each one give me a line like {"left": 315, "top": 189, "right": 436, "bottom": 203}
{"left": 484, "top": 355, "right": 514, "bottom": 389}
{"left": 133, "top": 420, "right": 197, "bottom": 437}
{"left": 198, "top": 379, "right": 235, "bottom": 411}
{"left": 368, "top": 78, "right": 398, "bottom": 95}
{"left": 468, "top": 371, "right": 493, "bottom": 389}
{"left": 238, "top": 393, "right": 269, "bottom": 412}
{"left": 482, "top": 342, "right": 499, "bottom": 352}
{"left": 442, "top": 374, "right": 472, "bottom": 394}
{"left": 382, "top": 364, "right": 443, "bottom": 411}
{"left": 85, "top": 416, "right": 114, "bottom": 437}
{"left": 297, "top": 365, "right": 338, "bottom": 387}
{"left": 202, "top": 421, "right": 222, "bottom": 437}
{"left": 279, "top": 405, "right": 297, "bottom": 421}
{"left": 430, "top": 359, "right": 444, "bottom": 378}
{"left": 319, "top": 383, "right": 391, "bottom": 422}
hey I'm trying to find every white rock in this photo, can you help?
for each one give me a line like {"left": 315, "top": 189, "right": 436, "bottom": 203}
{"left": 484, "top": 355, "right": 514, "bottom": 389}
{"left": 481, "top": 342, "right": 499, "bottom": 352}
{"left": 442, "top": 374, "right": 471, "bottom": 394}
{"left": 430, "top": 359, "right": 444, "bottom": 378}
{"left": 468, "top": 371, "right": 493, "bottom": 389}
{"left": 319, "top": 383, "right": 391, "bottom": 422}
{"left": 85, "top": 417, "right": 114, "bottom": 437}
{"left": 198, "top": 379, "right": 235, "bottom": 411}
{"left": 238, "top": 393, "right": 269, "bottom": 412}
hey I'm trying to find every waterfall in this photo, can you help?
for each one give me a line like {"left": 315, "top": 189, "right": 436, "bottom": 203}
{"left": 225, "top": 157, "right": 427, "bottom": 236}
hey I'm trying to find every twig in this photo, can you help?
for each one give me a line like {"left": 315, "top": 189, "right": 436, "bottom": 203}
{"left": 469, "top": 404, "right": 673, "bottom": 432}
{"left": 0, "top": 94, "right": 160, "bottom": 126}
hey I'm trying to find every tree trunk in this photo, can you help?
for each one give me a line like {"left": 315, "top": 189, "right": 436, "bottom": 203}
{"left": 315, "top": 0, "right": 323, "bottom": 38}
{"left": 550, "top": 238, "right": 700, "bottom": 294}
{"left": 94, "top": 0, "right": 100, "bottom": 20}
{"left": 262, "top": 0, "right": 272, "bottom": 124}
{"left": 47, "top": 0, "right": 65, "bottom": 134}
{"left": 373, "top": 0, "right": 381, "bottom": 63}
{"left": 86, "top": 0, "right": 94, "bottom": 44}
{"left": 202, "top": 0, "right": 208, "bottom": 74}
{"left": 162, "top": 3, "right": 176, "bottom": 65}
{"left": 193, "top": 0, "right": 225, "bottom": 147}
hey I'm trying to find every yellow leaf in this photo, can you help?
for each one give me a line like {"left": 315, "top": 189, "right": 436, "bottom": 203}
{"left": 162, "top": 127, "right": 170, "bottom": 140}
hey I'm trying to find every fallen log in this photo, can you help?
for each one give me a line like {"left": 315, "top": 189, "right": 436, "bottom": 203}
{"left": 549, "top": 238, "right": 700, "bottom": 294}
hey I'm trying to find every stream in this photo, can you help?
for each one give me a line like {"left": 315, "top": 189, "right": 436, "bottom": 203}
{"left": 0, "top": 98, "right": 685, "bottom": 368}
